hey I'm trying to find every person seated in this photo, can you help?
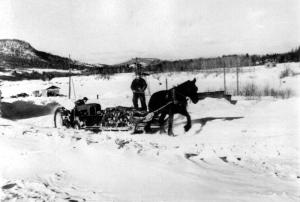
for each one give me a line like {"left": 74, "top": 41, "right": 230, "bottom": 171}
{"left": 71, "top": 97, "right": 88, "bottom": 122}
{"left": 75, "top": 97, "right": 88, "bottom": 106}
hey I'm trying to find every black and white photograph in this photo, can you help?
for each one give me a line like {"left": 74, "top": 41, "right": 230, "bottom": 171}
{"left": 0, "top": 0, "right": 299, "bottom": 201}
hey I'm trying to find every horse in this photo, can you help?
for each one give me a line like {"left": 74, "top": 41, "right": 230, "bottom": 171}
{"left": 145, "top": 78, "right": 199, "bottom": 136}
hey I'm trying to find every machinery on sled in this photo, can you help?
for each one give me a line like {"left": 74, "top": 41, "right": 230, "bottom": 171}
{"left": 54, "top": 90, "right": 236, "bottom": 133}
{"left": 54, "top": 104, "right": 155, "bottom": 133}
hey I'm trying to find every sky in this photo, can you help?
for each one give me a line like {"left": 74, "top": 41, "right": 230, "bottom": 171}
{"left": 0, "top": 0, "right": 299, "bottom": 64}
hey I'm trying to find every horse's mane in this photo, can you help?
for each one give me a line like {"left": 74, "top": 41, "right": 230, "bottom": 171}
{"left": 173, "top": 80, "right": 190, "bottom": 91}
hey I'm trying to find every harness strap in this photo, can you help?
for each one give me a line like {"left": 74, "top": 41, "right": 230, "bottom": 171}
{"left": 172, "top": 88, "right": 180, "bottom": 104}
{"left": 144, "top": 101, "right": 172, "bottom": 121}
{"left": 145, "top": 88, "right": 188, "bottom": 120}
{"left": 173, "top": 88, "right": 187, "bottom": 99}
{"left": 152, "top": 101, "right": 173, "bottom": 114}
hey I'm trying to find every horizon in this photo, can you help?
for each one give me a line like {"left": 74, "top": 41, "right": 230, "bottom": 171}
{"left": 1, "top": 38, "right": 298, "bottom": 65}
{"left": 0, "top": 0, "right": 299, "bottom": 65}
{"left": 1, "top": 39, "right": 298, "bottom": 65}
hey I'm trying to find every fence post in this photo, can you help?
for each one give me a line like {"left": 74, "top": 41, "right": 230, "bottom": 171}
{"left": 68, "top": 54, "right": 71, "bottom": 99}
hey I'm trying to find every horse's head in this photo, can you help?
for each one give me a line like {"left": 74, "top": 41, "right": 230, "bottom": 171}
{"left": 177, "top": 78, "right": 199, "bottom": 104}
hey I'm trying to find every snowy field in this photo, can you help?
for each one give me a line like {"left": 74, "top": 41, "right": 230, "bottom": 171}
{"left": 0, "top": 63, "right": 300, "bottom": 201}
{"left": 0, "top": 67, "right": 82, "bottom": 78}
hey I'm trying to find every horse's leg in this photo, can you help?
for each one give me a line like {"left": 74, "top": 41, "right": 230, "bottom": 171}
{"left": 144, "top": 120, "right": 152, "bottom": 133}
{"left": 158, "top": 112, "right": 167, "bottom": 134}
{"left": 181, "top": 108, "right": 191, "bottom": 132}
{"left": 168, "top": 109, "right": 175, "bottom": 136}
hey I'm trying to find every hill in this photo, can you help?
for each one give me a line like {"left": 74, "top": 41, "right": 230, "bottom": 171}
{"left": 0, "top": 39, "right": 99, "bottom": 70}
{"left": 117, "top": 57, "right": 162, "bottom": 67}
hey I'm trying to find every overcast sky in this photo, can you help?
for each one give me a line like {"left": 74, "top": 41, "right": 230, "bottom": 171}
{"left": 0, "top": 0, "right": 299, "bottom": 64}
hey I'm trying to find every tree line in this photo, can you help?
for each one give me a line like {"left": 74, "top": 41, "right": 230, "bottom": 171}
{"left": 1, "top": 46, "right": 299, "bottom": 75}
{"left": 106, "top": 46, "right": 300, "bottom": 74}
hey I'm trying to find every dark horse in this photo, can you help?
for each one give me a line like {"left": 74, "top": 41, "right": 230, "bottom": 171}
{"left": 145, "top": 78, "right": 199, "bottom": 136}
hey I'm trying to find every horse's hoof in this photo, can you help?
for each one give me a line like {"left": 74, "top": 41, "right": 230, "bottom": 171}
{"left": 144, "top": 127, "right": 151, "bottom": 133}
{"left": 145, "top": 129, "right": 152, "bottom": 133}
{"left": 168, "top": 132, "right": 176, "bottom": 136}
{"left": 184, "top": 125, "right": 191, "bottom": 132}
{"left": 160, "top": 128, "right": 166, "bottom": 134}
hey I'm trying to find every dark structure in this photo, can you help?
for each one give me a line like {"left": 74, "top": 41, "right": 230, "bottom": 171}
{"left": 46, "top": 86, "right": 60, "bottom": 96}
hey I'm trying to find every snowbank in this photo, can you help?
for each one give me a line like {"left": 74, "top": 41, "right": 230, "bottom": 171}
{"left": 0, "top": 97, "right": 299, "bottom": 201}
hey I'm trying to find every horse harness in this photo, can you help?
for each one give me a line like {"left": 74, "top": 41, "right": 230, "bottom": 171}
{"left": 147, "top": 89, "right": 185, "bottom": 115}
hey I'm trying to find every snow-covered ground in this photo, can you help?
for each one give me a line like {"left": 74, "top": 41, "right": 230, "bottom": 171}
{"left": 0, "top": 63, "right": 300, "bottom": 201}
{"left": 1, "top": 62, "right": 300, "bottom": 101}
{"left": 25, "top": 68, "right": 82, "bottom": 74}
{"left": 0, "top": 67, "right": 82, "bottom": 79}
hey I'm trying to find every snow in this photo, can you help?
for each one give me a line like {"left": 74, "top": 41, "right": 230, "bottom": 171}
{"left": 0, "top": 62, "right": 300, "bottom": 201}
{"left": 1, "top": 62, "right": 300, "bottom": 100}
{"left": 26, "top": 68, "right": 82, "bottom": 74}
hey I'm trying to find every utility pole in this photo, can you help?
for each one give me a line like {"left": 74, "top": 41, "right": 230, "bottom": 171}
{"left": 223, "top": 61, "right": 226, "bottom": 93}
{"left": 0, "top": 89, "right": 2, "bottom": 117}
{"left": 236, "top": 66, "right": 239, "bottom": 95}
{"left": 165, "top": 78, "right": 168, "bottom": 90}
{"left": 68, "top": 54, "right": 71, "bottom": 99}
{"left": 135, "top": 57, "right": 140, "bottom": 75}
{"left": 237, "top": 57, "right": 241, "bottom": 95}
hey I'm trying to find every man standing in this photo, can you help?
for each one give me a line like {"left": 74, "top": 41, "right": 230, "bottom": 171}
{"left": 131, "top": 74, "right": 147, "bottom": 111}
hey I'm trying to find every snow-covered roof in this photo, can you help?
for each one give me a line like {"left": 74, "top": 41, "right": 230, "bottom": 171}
{"left": 46, "top": 85, "right": 60, "bottom": 90}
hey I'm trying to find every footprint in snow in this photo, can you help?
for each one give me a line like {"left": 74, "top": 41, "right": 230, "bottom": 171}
{"left": 2, "top": 183, "right": 17, "bottom": 190}
{"left": 219, "top": 156, "right": 228, "bottom": 163}
{"left": 184, "top": 153, "right": 198, "bottom": 159}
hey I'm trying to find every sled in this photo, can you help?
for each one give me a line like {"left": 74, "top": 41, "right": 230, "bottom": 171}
{"left": 54, "top": 104, "right": 150, "bottom": 133}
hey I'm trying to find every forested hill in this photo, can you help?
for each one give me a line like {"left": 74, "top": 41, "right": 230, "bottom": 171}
{"left": 111, "top": 46, "right": 300, "bottom": 73}
{"left": 0, "top": 39, "right": 299, "bottom": 74}
{"left": 0, "top": 39, "right": 100, "bottom": 70}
